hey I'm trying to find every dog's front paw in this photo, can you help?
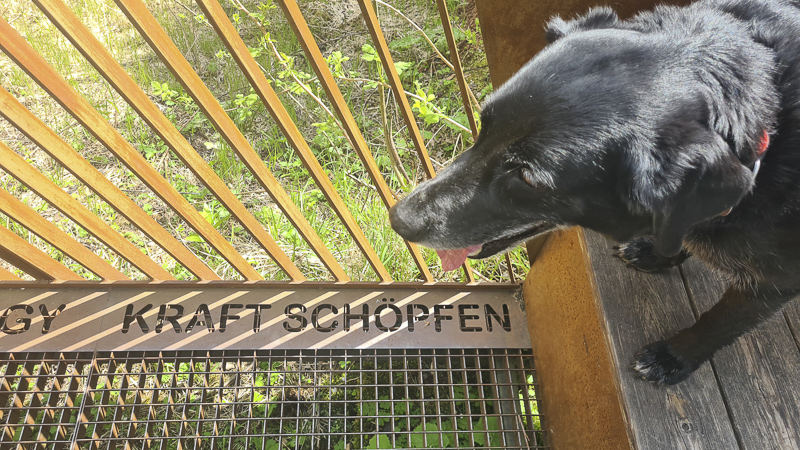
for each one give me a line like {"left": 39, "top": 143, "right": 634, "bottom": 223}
{"left": 630, "top": 341, "right": 698, "bottom": 386}
{"left": 613, "top": 237, "right": 688, "bottom": 272}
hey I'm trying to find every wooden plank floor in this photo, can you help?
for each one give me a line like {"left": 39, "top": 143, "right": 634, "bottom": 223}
{"left": 584, "top": 229, "right": 800, "bottom": 450}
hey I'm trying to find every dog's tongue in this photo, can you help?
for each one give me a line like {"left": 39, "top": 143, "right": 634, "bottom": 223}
{"left": 436, "top": 245, "right": 482, "bottom": 272}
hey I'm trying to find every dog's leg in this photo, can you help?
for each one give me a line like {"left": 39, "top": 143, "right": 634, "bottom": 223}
{"left": 630, "top": 285, "right": 799, "bottom": 385}
{"left": 613, "top": 237, "right": 689, "bottom": 272}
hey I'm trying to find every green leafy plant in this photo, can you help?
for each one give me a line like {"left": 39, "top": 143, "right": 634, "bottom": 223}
{"left": 411, "top": 83, "right": 445, "bottom": 125}
{"left": 186, "top": 202, "right": 231, "bottom": 243}
{"left": 1, "top": 0, "right": 529, "bottom": 284}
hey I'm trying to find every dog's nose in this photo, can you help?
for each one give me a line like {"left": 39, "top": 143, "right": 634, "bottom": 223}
{"left": 389, "top": 202, "right": 427, "bottom": 243}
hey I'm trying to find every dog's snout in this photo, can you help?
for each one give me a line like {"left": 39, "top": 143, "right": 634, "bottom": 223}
{"left": 389, "top": 200, "right": 428, "bottom": 243}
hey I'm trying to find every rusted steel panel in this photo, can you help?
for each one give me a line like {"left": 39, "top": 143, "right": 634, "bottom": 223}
{"left": 31, "top": 0, "right": 303, "bottom": 281}
{"left": 0, "top": 187, "right": 128, "bottom": 281}
{"left": 475, "top": 0, "right": 691, "bottom": 86}
{"left": 196, "top": 0, "right": 392, "bottom": 282}
{"left": 0, "top": 226, "right": 82, "bottom": 281}
{"left": 0, "top": 86, "right": 219, "bottom": 281}
{"left": 277, "top": 0, "right": 434, "bottom": 281}
{"left": 113, "top": 0, "right": 350, "bottom": 281}
{"left": 0, "top": 141, "right": 174, "bottom": 280}
{"left": 0, "top": 16, "right": 262, "bottom": 281}
{"left": 523, "top": 229, "right": 629, "bottom": 450}
{"left": 0, "top": 284, "right": 527, "bottom": 351}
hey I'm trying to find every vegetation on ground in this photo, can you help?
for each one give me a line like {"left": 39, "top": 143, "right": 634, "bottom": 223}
{"left": 0, "top": 0, "right": 526, "bottom": 281}
{"left": 4, "top": 351, "right": 543, "bottom": 449}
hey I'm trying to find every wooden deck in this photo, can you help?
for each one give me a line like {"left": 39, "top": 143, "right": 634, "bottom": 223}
{"left": 524, "top": 228, "right": 800, "bottom": 450}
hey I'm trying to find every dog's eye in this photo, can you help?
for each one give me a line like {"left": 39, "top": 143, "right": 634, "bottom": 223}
{"left": 520, "top": 168, "right": 547, "bottom": 191}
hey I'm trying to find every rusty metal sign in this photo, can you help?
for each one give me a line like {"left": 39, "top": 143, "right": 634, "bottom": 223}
{"left": 0, "top": 283, "right": 528, "bottom": 351}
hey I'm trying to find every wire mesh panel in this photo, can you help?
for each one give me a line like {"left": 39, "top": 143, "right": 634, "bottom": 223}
{"left": 0, "top": 349, "right": 546, "bottom": 449}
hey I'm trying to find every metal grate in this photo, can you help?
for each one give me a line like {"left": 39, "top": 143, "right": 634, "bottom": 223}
{"left": 0, "top": 349, "right": 546, "bottom": 449}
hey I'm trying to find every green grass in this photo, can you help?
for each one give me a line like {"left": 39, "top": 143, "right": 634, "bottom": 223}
{"left": 0, "top": 0, "right": 528, "bottom": 282}
{"left": 4, "top": 353, "right": 544, "bottom": 449}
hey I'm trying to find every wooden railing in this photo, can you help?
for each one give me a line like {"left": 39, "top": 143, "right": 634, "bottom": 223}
{"left": 0, "top": 0, "right": 510, "bottom": 283}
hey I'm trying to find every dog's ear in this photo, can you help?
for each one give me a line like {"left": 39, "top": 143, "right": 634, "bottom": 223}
{"left": 544, "top": 17, "right": 571, "bottom": 43}
{"left": 545, "top": 7, "right": 619, "bottom": 43}
{"left": 626, "top": 122, "right": 753, "bottom": 257}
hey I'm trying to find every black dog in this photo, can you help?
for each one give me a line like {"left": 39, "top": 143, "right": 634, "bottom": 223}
{"left": 390, "top": 0, "right": 800, "bottom": 385}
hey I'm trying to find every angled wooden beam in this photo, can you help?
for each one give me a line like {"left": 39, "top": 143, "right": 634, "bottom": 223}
{"left": 0, "top": 15, "right": 261, "bottom": 280}
{"left": 31, "top": 0, "right": 303, "bottom": 281}
{"left": 0, "top": 141, "right": 173, "bottom": 280}
{"left": 0, "top": 187, "right": 128, "bottom": 281}
{"left": 0, "top": 264, "right": 21, "bottom": 281}
{"left": 276, "top": 0, "right": 433, "bottom": 282}
{"left": 196, "top": 0, "right": 392, "bottom": 282}
{"left": 113, "top": 0, "right": 350, "bottom": 281}
{"left": 0, "top": 86, "right": 218, "bottom": 280}
{"left": 0, "top": 226, "right": 82, "bottom": 281}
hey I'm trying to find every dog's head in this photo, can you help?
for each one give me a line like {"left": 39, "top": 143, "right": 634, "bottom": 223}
{"left": 390, "top": 7, "right": 778, "bottom": 271}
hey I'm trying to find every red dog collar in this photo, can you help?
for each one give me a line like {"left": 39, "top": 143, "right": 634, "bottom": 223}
{"left": 751, "top": 129, "right": 769, "bottom": 177}
{"left": 758, "top": 129, "right": 770, "bottom": 157}
{"left": 720, "top": 130, "right": 769, "bottom": 217}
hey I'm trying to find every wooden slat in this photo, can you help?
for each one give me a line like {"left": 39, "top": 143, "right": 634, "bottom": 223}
{"left": 0, "top": 16, "right": 261, "bottom": 281}
{"left": 783, "top": 301, "right": 800, "bottom": 354}
{"left": 0, "top": 86, "right": 219, "bottom": 281}
{"left": 32, "top": 0, "right": 302, "bottom": 281}
{"left": 681, "top": 259, "right": 800, "bottom": 449}
{"left": 356, "top": 0, "right": 436, "bottom": 179}
{"left": 0, "top": 141, "right": 173, "bottom": 280}
{"left": 782, "top": 300, "right": 800, "bottom": 402}
{"left": 277, "top": 0, "right": 433, "bottom": 282}
{"left": 195, "top": 0, "right": 391, "bottom": 281}
{"left": 0, "top": 226, "right": 82, "bottom": 281}
{"left": 356, "top": 0, "right": 474, "bottom": 282}
{"left": 0, "top": 264, "right": 22, "bottom": 281}
{"left": 0, "top": 187, "right": 128, "bottom": 281}
{"left": 113, "top": 0, "right": 349, "bottom": 281}
{"left": 435, "top": 0, "right": 479, "bottom": 139}
{"left": 582, "top": 230, "right": 739, "bottom": 449}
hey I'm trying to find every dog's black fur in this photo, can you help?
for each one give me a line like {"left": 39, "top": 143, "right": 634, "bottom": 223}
{"left": 389, "top": 0, "right": 800, "bottom": 385}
